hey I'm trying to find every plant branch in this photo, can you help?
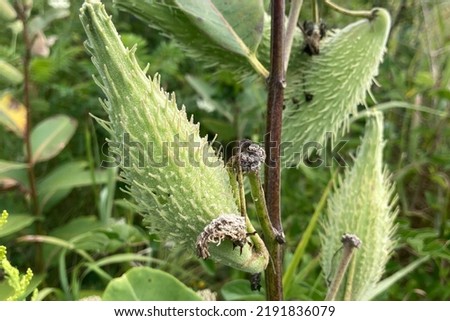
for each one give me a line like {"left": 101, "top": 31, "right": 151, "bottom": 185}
{"left": 248, "top": 172, "right": 278, "bottom": 242}
{"left": 227, "top": 167, "right": 242, "bottom": 210}
{"left": 264, "top": 0, "right": 286, "bottom": 301}
{"left": 236, "top": 164, "right": 248, "bottom": 218}
{"left": 284, "top": 0, "right": 303, "bottom": 71}
{"left": 14, "top": 0, "right": 43, "bottom": 273}
{"left": 226, "top": 152, "right": 248, "bottom": 218}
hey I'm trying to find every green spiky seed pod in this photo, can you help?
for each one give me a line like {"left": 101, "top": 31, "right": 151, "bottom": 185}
{"left": 320, "top": 111, "right": 398, "bottom": 300}
{"left": 0, "top": 60, "right": 23, "bottom": 85}
{"left": 79, "top": 0, "right": 268, "bottom": 273}
{"left": 282, "top": 9, "right": 391, "bottom": 166}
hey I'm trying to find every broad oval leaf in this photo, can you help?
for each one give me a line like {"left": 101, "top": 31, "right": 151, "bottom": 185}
{"left": 0, "top": 160, "right": 29, "bottom": 189}
{"left": 37, "top": 161, "right": 110, "bottom": 212}
{"left": 30, "top": 114, "right": 77, "bottom": 163}
{"left": 175, "top": 0, "right": 264, "bottom": 55}
{"left": 114, "top": 0, "right": 267, "bottom": 77}
{"left": 102, "top": 267, "right": 202, "bottom": 301}
{"left": 0, "top": 160, "right": 27, "bottom": 173}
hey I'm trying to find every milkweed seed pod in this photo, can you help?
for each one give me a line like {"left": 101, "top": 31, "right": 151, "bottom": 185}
{"left": 282, "top": 9, "right": 391, "bottom": 167}
{"left": 79, "top": 0, "right": 268, "bottom": 273}
{"left": 321, "top": 112, "right": 398, "bottom": 300}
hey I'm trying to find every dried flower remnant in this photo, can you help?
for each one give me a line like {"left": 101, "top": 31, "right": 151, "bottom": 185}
{"left": 341, "top": 233, "right": 362, "bottom": 249}
{"left": 196, "top": 214, "right": 249, "bottom": 259}
{"left": 229, "top": 139, "right": 266, "bottom": 173}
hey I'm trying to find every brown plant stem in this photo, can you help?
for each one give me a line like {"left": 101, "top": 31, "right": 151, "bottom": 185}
{"left": 264, "top": 0, "right": 286, "bottom": 301}
{"left": 14, "top": 0, "right": 43, "bottom": 272}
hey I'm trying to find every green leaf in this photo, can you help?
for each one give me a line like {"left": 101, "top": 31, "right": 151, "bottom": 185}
{"left": 98, "top": 167, "right": 118, "bottom": 223}
{"left": 42, "top": 217, "right": 104, "bottom": 267}
{"left": 102, "top": 267, "right": 202, "bottom": 301}
{"left": 0, "top": 160, "right": 27, "bottom": 173}
{"left": 0, "top": 214, "right": 35, "bottom": 238}
{"left": 49, "top": 216, "right": 105, "bottom": 243}
{"left": 175, "top": 0, "right": 263, "bottom": 55}
{"left": 37, "top": 161, "right": 110, "bottom": 211}
{"left": 30, "top": 115, "right": 77, "bottom": 163}
{"left": 361, "top": 256, "right": 430, "bottom": 300}
{"left": 114, "top": 0, "right": 268, "bottom": 77}
{"left": 0, "top": 165, "right": 29, "bottom": 189}
{"left": 0, "top": 159, "right": 28, "bottom": 192}
{"left": 221, "top": 279, "right": 264, "bottom": 301}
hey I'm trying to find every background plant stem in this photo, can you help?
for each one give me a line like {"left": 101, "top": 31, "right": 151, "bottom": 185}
{"left": 312, "top": 0, "right": 319, "bottom": 23}
{"left": 14, "top": 0, "right": 43, "bottom": 272}
{"left": 264, "top": 0, "right": 285, "bottom": 301}
{"left": 284, "top": 0, "right": 303, "bottom": 71}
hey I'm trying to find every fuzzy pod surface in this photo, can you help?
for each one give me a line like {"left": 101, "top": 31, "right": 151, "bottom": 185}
{"left": 282, "top": 9, "right": 391, "bottom": 167}
{"left": 320, "top": 111, "right": 398, "bottom": 300}
{"left": 79, "top": 0, "right": 268, "bottom": 273}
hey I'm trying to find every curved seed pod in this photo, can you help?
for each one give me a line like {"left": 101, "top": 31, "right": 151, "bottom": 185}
{"left": 320, "top": 112, "right": 398, "bottom": 300}
{"left": 79, "top": 0, "right": 268, "bottom": 273}
{"left": 282, "top": 9, "right": 391, "bottom": 167}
